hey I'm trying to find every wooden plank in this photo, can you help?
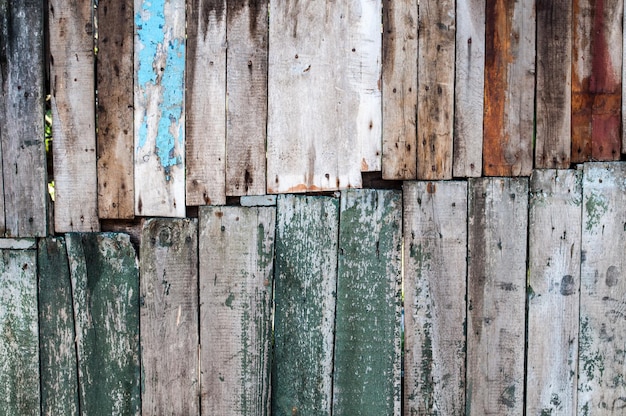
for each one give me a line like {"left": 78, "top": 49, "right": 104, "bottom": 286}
{"left": 199, "top": 206, "right": 274, "bottom": 415}
{"left": 482, "top": 0, "right": 535, "bottom": 176}
{"left": 526, "top": 170, "right": 582, "bottom": 415}
{"left": 240, "top": 194, "right": 276, "bottom": 207}
{"left": 49, "top": 0, "right": 99, "bottom": 232}
{"left": 416, "top": 0, "right": 454, "bottom": 180}
{"left": 140, "top": 219, "right": 199, "bottom": 414}
{"left": 0, "top": 248, "right": 39, "bottom": 415}
{"left": 186, "top": 0, "right": 227, "bottom": 206}
{"left": 572, "top": 0, "right": 623, "bottom": 162}
{"left": 267, "top": 2, "right": 362, "bottom": 193}
{"left": 97, "top": 0, "right": 135, "bottom": 219}
{"left": 272, "top": 195, "right": 338, "bottom": 415}
{"left": 381, "top": 0, "right": 417, "bottom": 180}
{"left": 66, "top": 233, "right": 140, "bottom": 415}
{"left": 0, "top": 239, "right": 36, "bottom": 250}
{"left": 38, "top": 237, "right": 80, "bottom": 416}
{"left": 578, "top": 162, "right": 626, "bottom": 413}
{"left": 453, "top": 0, "right": 485, "bottom": 178}
{"left": 225, "top": 1, "right": 268, "bottom": 196}
{"left": 466, "top": 177, "right": 528, "bottom": 415}
{"left": 404, "top": 181, "right": 467, "bottom": 415}
{"left": 0, "top": 0, "right": 47, "bottom": 236}
{"left": 135, "top": 0, "right": 186, "bottom": 216}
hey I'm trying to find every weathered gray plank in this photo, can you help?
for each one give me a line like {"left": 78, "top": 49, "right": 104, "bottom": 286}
{"left": 404, "top": 181, "right": 467, "bottom": 415}
{"left": 272, "top": 195, "right": 339, "bottom": 415}
{"left": 467, "top": 177, "right": 528, "bottom": 415}
{"left": 578, "top": 162, "right": 626, "bottom": 413}
{"left": 140, "top": 219, "right": 199, "bottom": 414}
{"left": 0, "top": 248, "right": 39, "bottom": 415}
{"left": 199, "top": 206, "right": 275, "bottom": 415}
{"left": 66, "top": 233, "right": 140, "bottom": 415}
{"left": 0, "top": 239, "right": 36, "bottom": 250}
{"left": 527, "top": 170, "right": 582, "bottom": 415}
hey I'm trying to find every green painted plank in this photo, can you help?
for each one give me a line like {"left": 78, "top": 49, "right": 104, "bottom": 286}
{"left": 66, "top": 233, "right": 140, "bottom": 416}
{"left": 38, "top": 237, "right": 80, "bottom": 415}
{"left": 333, "top": 189, "right": 402, "bottom": 415}
{"left": 0, "top": 248, "right": 39, "bottom": 415}
{"left": 272, "top": 195, "right": 339, "bottom": 416}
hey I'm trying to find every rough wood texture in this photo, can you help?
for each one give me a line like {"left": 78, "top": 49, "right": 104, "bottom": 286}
{"left": 404, "top": 181, "right": 467, "bottom": 415}
{"left": 66, "top": 233, "right": 140, "bottom": 415}
{"left": 527, "top": 170, "right": 582, "bottom": 415}
{"left": 416, "top": 0, "right": 455, "bottom": 180}
{"left": 38, "top": 237, "right": 80, "bottom": 416}
{"left": 140, "top": 219, "right": 199, "bottom": 414}
{"left": 467, "top": 177, "right": 528, "bottom": 415}
{"left": 199, "top": 206, "right": 275, "bottom": 415}
{"left": 0, "top": 248, "right": 39, "bottom": 415}
{"left": 49, "top": 0, "right": 99, "bottom": 232}
{"left": 333, "top": 190, "right": 402, "bottom": 415}
{"left": 578, "top": 162, "right": 626, "bottom": 413}
{"left": 0, "top": 0, "right": 47, "bottom": 236}
{"left": 382, "top": 0, "right": 417, "bottom": 180}
{"left": 97, "top": 0, "right": 135, "bottom": 219}
{"left": 186, "top": 0, "right": 227, "bottom": 206}
{"left": 453, "top": 0, "right": 485, "bottom": 178}
{"left": 272, "top": 195, "right": 339, "bottom": 415}
{"left": 483, "top": 0, "right": 535, "bottom": 176}
{"left": 135, "top": 0, "right": 186, "bottom": 216}
{"left": 226, "top": 0, "right": 268, "bottom": 196}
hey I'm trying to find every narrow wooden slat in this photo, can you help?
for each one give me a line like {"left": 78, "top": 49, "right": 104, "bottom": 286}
{"left": 578, "top": 162, "right": 626, "bottom": 413}
{"left": 199, "top": 207, "right": 275, "bottom": 415}
{"left": 453, "top": 0, "right": 485, "bottom": 178}
{"left": 135, "top": 0, "right": 186, "bottom": 216}
{"left": 49, "top": 0, "right": 99, "bottom": 232}
{"left": 66, "top": 233, "right": 140, "bottom": 415}
{"left": 140, "top": 219, "right": 199, "bottom": 414}
{"left": 416, "top": 0, "right": 455, "bottom": 180}
{"left": 333, "top": 189, "right": 401, "bottom": 415}
{"left": 483, "top": 0, "right": 535, "bottom": 176}
{"left": 467, "top": 177, "right": 528, "bottom": 415}
{"left": 404, "top": 181, "right": 467, "bottom": 415}
{"left": 38, "top": 237, "right": 80, "bottom": 416}
{"left": 0, "top": 239, "right": 36, "bottom": 250}
{"left": 225, "top": 1, "right": 268, "bottom": 196}
{"left": 0, "top": 249, "right": 39, "bottom": 415}
{"left": 272, "top": 195, "right": 339, "bottom": 415}
{"left": 0, "top": 0, "right": 47, "bottom": 236}
{"left": 382, "top": 0, "right": 417, "bottom": 180}
{"left": 97, "top": 0, "right": 135, "bottom": 219}
{"left": 526, "top": 170, "right": 582, "bottom": 415}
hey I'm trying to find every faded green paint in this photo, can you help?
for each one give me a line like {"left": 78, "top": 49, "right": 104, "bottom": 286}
{"left": 225, "top": 292, "right": 235, "bottom": 308}
{"left": 578, "top": 315, "right": 605, "bottom": 388}
{"left": 584, "top": 192, "right": 608, "bottom": 231}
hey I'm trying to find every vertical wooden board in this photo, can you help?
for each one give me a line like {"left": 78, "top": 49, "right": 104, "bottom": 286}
{"left": 97, "top": 0, "right": 135, "bottom": 219}
{"left": 38, "top": 237, "right": 80, "bottom": 416}
{"left": 0, "top": 0, "right": 47, "bottom": 236}
{"left": 332, "top": 190, "right": 401, "bottom": 415}
{"left": 416, "top": 0, "right": 455, "bottom": 180}
{"left": 226, "top": 1, "right": 268, "bottom": 196}
{"left": 272, "top": 195, "right": 339, "bottom": 415}
{"left": 140, "top": 219, "right": 199, "bottom": 414}
{"left": 453, "top": 0, "right": 485, "bottom": 178}
{"left": 267, "top": 2, "right": 362, "bottom": 193}
{"left": 199, "top": 206, "right": 275, "bottom": 415}
{"left": 466, "top": 177, "right": 528, "bottom": 415}
{"left": 535, "top": 0, "right": 572, "bottom": 168}
{"left": 404, "top": 181, "right": 467, "bottom": 415}
{"left": 482, "top": 0, "right": 535, "bottom": 176}
{"left": 526, "top": 170, "right": 582, "bottom": 415}
{"left": 49, "top": 0, "right": 99, "bottom": 232}
{"left": 382, "top": 0, "right": 417, "bottom": 180}
{"left": 134, "top": 0, "right": 186, "bottom": 216}
{"left": 186, "top": 0, "right": 227, "bottom": 206}
{"left": 0, "top": 249, "right": 39, "bottom": 415}
{"left": 66, "top": 233, "right": 140, "bottom": 416}
{"left": 578, "top": 162, "right": 626, "bottom": 413}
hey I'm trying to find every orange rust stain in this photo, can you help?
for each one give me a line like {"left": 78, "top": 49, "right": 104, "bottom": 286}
{"left": 267, "top": 183, "right": 324, "bottom": 194}
{"left": 361, "top": 158, "right": 369, "bottom": 171}
{"left": 426, "top": 182, "right": 436, "bottom": 194}
{"left": 215, "top": 211, "right": 223, "bottom": 218}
